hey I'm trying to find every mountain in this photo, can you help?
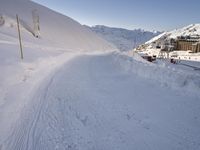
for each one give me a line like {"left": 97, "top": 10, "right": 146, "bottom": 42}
{"left": 86, "top": 25, "right": 161, "bottom": 51}
{"left": 135, "top": 24, "right": 200, "bottom": 61}
{"left": 141, "top": 24, "right": 200, "bottom": 49}
{"left": 0, "top": 0, "right": 116, "bottom": 51}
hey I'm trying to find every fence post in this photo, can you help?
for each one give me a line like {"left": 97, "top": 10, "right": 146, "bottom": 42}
{"left": 16, "top": 14, "right": 23, "bottom": 59}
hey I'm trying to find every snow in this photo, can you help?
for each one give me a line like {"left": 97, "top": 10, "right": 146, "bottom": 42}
{"left": 88, "top": 25, "right": 161, "bottom": 51}
{"left": 0, "top": 0, "right": 116, "bottom": 52}
{"left": 169, "top": 24, "right": 200, "bottom": 39}
{"left": 139, "top": 48, "right": 200, "bottom": 62}
{"left": 114, "top": 53, "right": 200, "bottom": 96}
{"left": 0, "top": 0, "right": 200, "bottom": 150}
{"left": 146, "top": 24, "right": 200, "bottom": 45}
{"left": 2, "top": 52, "right": 200, "bottom": 150}
{"left": 141, "top": 24, "right": 200, "bottom": 61}
{"left": 145, "top": 32, "right": 167, "bottom": 44}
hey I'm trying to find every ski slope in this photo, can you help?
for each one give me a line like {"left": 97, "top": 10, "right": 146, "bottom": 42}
{"left": 1, "top": 53, "right": 200, "bottom": 150}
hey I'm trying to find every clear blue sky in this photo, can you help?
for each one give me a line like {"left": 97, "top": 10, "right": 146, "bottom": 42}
{"left": 32, "top": 0, "right": 200, "bottom": 31}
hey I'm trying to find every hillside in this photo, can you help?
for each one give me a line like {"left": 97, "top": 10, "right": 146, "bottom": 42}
{"left": 88, "top": 25, "right": 161, "bottom": 51}
{"left": 0, "top": 0, "right": 116, "bottom": 51}
{"left": 140, "top": 24, "right": 200, "bottom": 49}
{"left": 135, "top": 24, "right": 200, "bottom": 61}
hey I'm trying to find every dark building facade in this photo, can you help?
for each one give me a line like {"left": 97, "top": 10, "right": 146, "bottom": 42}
{"left": 176, "top": 39, "right": 200, "bottom": 53}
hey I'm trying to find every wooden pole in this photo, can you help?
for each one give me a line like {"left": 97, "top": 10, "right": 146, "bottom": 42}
{"left": 16, "top": 14, "right": 23, "bottom": 59}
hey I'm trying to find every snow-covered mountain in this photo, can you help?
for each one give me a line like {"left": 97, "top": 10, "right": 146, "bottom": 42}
{"left": 135, "top": 24, "right": 200, "bottom": 61}
{"left": 87, "top": 25, "right": 161, "bottom": 51}
{"left": 0, "top": 0, "right": 116, "bottom": 51}
{"left": 142, "top": 24, "right": 200, "bottom": 48}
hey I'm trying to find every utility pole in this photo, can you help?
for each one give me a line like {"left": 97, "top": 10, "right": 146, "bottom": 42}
{"left": 16, "top": 14, "right": 23, "bottom": 59}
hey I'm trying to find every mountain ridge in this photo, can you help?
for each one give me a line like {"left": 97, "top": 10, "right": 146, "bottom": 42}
{"left": 145, "top": 24, "right": 200, "bottom": 47}
{"left": 86, "top": 25, "right": 161, "bottom": 51}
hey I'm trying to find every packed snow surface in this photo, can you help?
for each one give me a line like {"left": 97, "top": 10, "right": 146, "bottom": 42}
{"left": 1, "top": 50, "right": 200, "bottom": 150}
{"left": 0, "top": 0, "right": 200, "bottom": 150}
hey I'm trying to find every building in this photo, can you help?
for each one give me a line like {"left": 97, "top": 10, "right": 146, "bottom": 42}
{"left": 135, "top": 35, "right": 200, "bottom": 54}
{"left": 176, "top": 36, "right": 200, "bottom": 53}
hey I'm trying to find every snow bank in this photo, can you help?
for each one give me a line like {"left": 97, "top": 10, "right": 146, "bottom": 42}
{"left": 112, "top": 52, "right": 200, "bottom": 97}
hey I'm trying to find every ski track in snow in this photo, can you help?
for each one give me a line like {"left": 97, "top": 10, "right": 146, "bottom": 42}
{"left": 1, "top": 53, "right": 200, "bottom": 150}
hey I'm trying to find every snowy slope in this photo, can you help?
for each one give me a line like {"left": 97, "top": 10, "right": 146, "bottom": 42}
{"left": 0, "top": 0, "right": 116, "bottom": 148}
{"left": 168, "top": 24, "right": 200, "bottom": 39}
{"left": 88, "top": 25, "right": 161, "bottom": 51}
{"left": 145, "top": 24, "right": 200, "bottom": 45}
{"left": 0, "top": 0, "right": 116, "bottom": 51}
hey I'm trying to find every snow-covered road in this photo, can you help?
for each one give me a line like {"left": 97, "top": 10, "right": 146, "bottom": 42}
{"left": 2, "top": 53, "right": 200, "bottom": 150}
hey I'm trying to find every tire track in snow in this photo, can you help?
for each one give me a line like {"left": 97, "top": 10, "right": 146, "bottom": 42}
{"left": 3, "top": 73, "right": 56, "bottom": 150}
{"left": 2, "top": 53, "right": 200, "bottom": 150}
{"left": 26, "top": 76, "right": 55, "bottom": 150}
